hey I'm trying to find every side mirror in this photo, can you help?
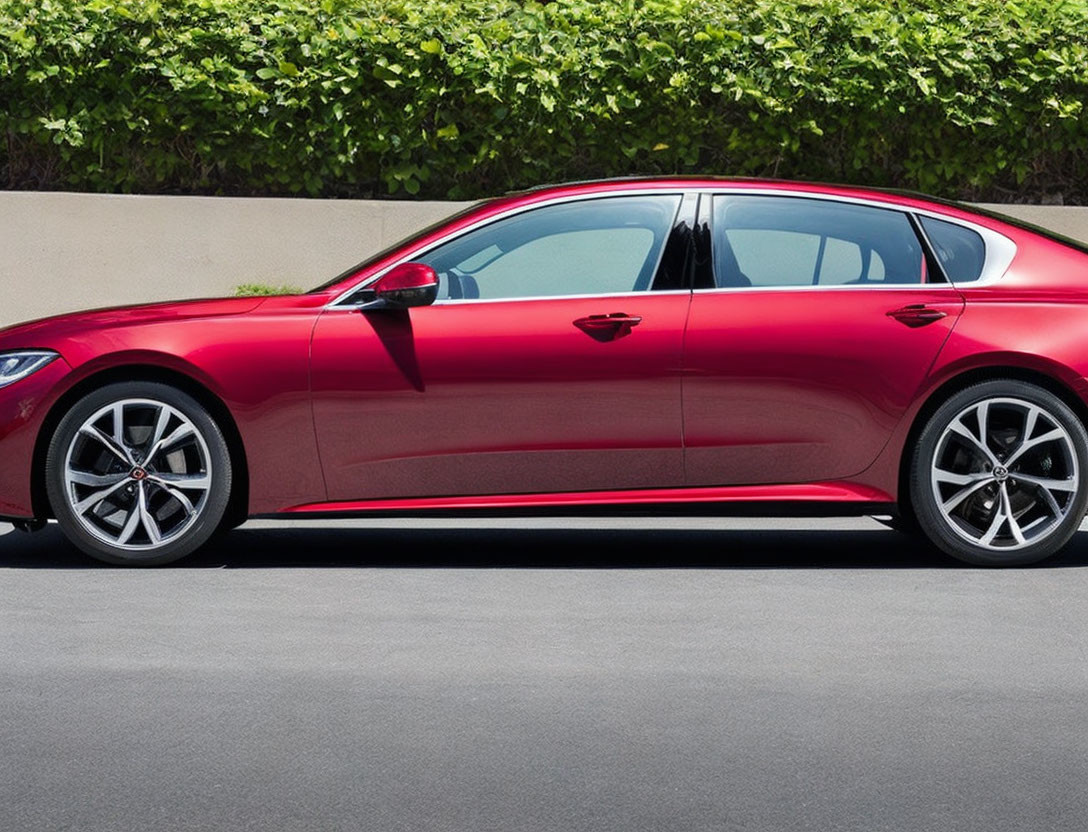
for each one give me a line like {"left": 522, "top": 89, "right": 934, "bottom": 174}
{"left": 367, "top": 262, "right": 439, "bottom": 309}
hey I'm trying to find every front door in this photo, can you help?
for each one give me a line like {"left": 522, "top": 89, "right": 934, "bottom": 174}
{"left": 311, "top": 193, "right": 693, "bottom": 501}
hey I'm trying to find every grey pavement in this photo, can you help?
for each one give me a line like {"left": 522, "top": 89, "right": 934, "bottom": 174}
{"left": 2, "top": 516, "right": 1088, "bottom": 832}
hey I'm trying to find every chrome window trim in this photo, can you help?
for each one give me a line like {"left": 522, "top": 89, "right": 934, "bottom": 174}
{"left": 323, "top": 289, "right": 694, "bottom": 311}
{"left": 329, "top": 189, "right": 690, "bottom": 307}
{"left": 432, "top": 288, "right": 694, "bottom": 306}
{"left": 703, "top": 189, "right": 1017, "bottom": 290}
{"left": 327, "top": 187, "right": 1018, "bottom": 307}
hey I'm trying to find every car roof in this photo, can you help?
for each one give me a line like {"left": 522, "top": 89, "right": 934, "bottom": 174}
{"left": 503, "top": 176, "right": 1088, "bottom": 257}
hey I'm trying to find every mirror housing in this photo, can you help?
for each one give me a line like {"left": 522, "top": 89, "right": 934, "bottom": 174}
{"left": 366, "top": 262, "right": 439, "bottom": 309}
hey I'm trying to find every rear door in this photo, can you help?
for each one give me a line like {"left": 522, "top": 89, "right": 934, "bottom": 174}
{"left": 683, "top": 193, "right": 964, "bottom": 486}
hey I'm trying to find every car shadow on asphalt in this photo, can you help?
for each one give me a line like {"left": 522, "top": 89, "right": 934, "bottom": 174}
{"left": 3, "top": 521, "right": 1088, "bottom": 569}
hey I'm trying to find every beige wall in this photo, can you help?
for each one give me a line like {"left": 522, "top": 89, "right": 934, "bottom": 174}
{"left": 0, "top": 192, "right": 471, "bottom": 327}
{"left": 1, "top": 191, "right": 1086, "bottom": 328}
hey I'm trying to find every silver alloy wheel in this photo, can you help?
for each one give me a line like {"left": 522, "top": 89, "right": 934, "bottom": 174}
{"left": 930, "top": 396, "right": 1079, "bottom": 551}
{"left": 62, "top": 398, "right": 213, "bottom": 551}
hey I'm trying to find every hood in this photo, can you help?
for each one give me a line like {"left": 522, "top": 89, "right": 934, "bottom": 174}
{"left": 0, "top": 296, "right": 268, "bottom": 350}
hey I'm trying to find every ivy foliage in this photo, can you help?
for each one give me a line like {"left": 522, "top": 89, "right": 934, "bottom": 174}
{"left": 2, "top": 0, "right": 1088, "bottom": 201}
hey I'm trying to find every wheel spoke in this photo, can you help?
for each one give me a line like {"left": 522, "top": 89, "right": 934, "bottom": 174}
{"left": 1011, "top": 473, "right": 1077, "bottom": 492}
{"left": 1014, "top": 473, "right": 1075, "bottom": 521}
{"left": 148, "top": 404, "right": 172, "bottom": 453}
{"left": 941, "top": 477, "right": 994, "bottom": 513}
{"left": 72, "top": 478, "right": 130, "bottom": 515}
{"left": 115, "top": 499, "right": 142, "bottom": 545}
{"left": 111, "top": 403, "right": 125, "bottom": 446}
{"left": 1031, "top": 479, "right": 1064, "bottom": 519}
{"left": 149, "top": 472, "right": 210, "bottom": 491}
{"left": 1023, "top": 405, "right": 1039, "bottom": 448}
{"left": 79, "top": 424, "right": 134, "bottom": 466}
{"left": 149, "top": 479, "right": 196, "bottom": 515}
{"left": 999, "top": 482, "right": 1026, "bottom": 546}
{"left": 146, "top": 423, "right": 195, "bottom": 464}
{"left": 137, "top": 483, "right": 163, "bottom": 545}
{"left": 948, "top": 417, "right": 1000, "bottom": 467}
{"left": 933, "top": 468, "right": 991, "bottom": 487}
{"left": 67, "top": 469, "right": 128, "bottom": 488}
{"left": 1005, "top": 428, "right": 1065, "bottom": 467}
{"left": 978, "top": 501, "right": 1007, "bottom": 546}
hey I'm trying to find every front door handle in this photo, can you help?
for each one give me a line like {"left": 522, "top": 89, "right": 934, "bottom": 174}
{"left": 887, "top": 304, "right": 948, "bottom": 328}
{"left": 573, "top": 313, "right": 643, "bottom": 341}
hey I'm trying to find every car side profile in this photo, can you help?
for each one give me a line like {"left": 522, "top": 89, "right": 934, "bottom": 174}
{"left": 2, "top": 177, "right": 1088, "bottom": 566}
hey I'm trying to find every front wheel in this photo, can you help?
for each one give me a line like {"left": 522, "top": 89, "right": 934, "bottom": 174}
{"left": 910, "top": 380, "right": 1088, "bottom": 566}
{"left": 45, "top": 382, "right": 232, "bottom": 566}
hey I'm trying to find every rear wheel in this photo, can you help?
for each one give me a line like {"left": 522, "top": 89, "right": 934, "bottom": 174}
{"left": 910, "top": 380, "right": 1088, "bottom": 566}
{"left": 45, "top": 382, "right": 232, "bottom": 566}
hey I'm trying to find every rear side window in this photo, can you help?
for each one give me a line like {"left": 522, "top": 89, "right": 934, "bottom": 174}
{"left": 919, "top": 216, "right": 986, "bottom": 283}
{"left": 711, "top": 196, "right": 928, "bottom": 288}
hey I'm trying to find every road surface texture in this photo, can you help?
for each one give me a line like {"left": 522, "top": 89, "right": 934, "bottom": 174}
{"left": 2, "top": 516, "right": 1087, "bottom": 832}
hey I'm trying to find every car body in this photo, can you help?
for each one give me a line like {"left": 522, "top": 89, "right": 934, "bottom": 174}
{"left": 3, "top": 177, "right": 1088, "bottom": 565}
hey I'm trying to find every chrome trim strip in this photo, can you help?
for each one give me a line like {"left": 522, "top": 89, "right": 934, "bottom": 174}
{"left": 327, "top": 186, "right": 1018, "bottom": 307}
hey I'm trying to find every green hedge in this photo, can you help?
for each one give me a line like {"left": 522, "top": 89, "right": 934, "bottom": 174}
{"left": 3, "top": 0, "right": 1088, "bottom": 201}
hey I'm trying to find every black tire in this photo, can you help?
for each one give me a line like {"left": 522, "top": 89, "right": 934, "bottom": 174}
{"left": 45, "top": 381, "right": 232, "bottom": 566}
{"left": 910, "top": 379, "right": 1088, "bottom": 566}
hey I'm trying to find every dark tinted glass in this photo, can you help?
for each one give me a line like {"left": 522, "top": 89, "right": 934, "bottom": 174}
{"left": 919, "top": 216, "right": 986, "bottom": 283}
{"left": 711, "top": 196, "right": 927, "bottom": 288}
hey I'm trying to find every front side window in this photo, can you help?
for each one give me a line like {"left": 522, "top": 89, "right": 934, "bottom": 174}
{"left": 415, "top": 195, "right": 682, "bottom": 301}
{"left": 919, "top": 215, "right": 986, "bottom": 283}
{"left": 710, "top": 196, "right": 928, "bottom": 288}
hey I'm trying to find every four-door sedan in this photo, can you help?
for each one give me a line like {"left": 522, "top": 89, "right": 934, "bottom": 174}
{"left": 2, "top": 177, "right": 1088, "bottom": 566}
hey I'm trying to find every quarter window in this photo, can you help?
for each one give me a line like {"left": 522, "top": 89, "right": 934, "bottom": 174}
{"left": 711, "top": 196, "right": 928, "bottom": 288}
{"left": 918, "top": 216, "right": 986, "bottom": 283}
{"left": 415, "top": 195, "right": 682, "bottom": 301}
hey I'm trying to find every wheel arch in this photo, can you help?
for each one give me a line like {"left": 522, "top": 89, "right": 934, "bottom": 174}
{"left": 31, "top": 365, "right": 249, "bottom": 526}
{"left": 896, "top": 364, "right": 1088, "bottom": 523}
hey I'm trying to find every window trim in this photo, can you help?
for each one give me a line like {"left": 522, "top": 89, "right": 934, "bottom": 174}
{"left": 696, "top": 190, "right": 1016, "bottom": 294}
{"left": 330, "top": 190, "right": 689, "bottom": 308}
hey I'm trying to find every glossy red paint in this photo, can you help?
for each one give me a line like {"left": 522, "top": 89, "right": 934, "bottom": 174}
{"left": 3, "top": 177, "right": 1088, "bottom": 526}
{"left": 281, "top": 481, "right": 893, "bottom": 514}
{"left": 683, "top": 289, "right": 964, "bottom": 486}
{"left": 0, "top": 295, "right": 327, "bottom": 516}
{"left": 373, "top": 262, "right": 439, "bottom": 293}
{"left": 309, "top": 293, "right": 691, "bottom": 499}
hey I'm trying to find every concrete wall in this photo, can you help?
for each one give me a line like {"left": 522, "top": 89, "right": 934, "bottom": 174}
{"left": 0, "top": 192, "right": 471, "bottom": 327}
{"left": 1, "top": 191, "right": 1087, "bottom": 328}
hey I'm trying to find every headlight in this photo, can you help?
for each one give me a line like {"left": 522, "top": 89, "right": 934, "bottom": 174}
{"left": 0, "top": 351, "right": 59, "bottom": 389}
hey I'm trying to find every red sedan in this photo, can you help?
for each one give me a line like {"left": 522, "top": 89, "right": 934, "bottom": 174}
{"left": 2, "top": 178, "right": 1087, "bottom": 566}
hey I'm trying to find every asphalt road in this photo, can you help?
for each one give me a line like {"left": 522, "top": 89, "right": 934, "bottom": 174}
{"left": 2, "top": 516, "right": 1088, "bottom": 832}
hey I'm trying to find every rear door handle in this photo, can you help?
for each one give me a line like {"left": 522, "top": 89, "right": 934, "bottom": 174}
{"left": 573, "top": 313, "right": 643, "bottom": 340}
{"left": 886, "top": 304, "right": 948, "bottom": 328}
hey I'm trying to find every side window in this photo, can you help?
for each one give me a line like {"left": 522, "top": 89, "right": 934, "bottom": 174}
{"left": 416, "top": 195, "right": 682, "bottom": 301}
{"left": 919, "top": 216, "right": 986, "bottom": 283}
{"left": 711, "top": 196, "right": 927, "bottom": 288}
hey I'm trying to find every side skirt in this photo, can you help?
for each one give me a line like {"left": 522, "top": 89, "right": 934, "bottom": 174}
{"left": 263, "top": 482, "right": 896, "bottom": 519}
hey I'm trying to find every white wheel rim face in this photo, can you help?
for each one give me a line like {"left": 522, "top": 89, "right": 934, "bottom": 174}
{"left": 930, "top": 397, "right": 1080, "bottom": 552}
{"left": 63, "top": 399, "right": 212, "bottom": 552}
